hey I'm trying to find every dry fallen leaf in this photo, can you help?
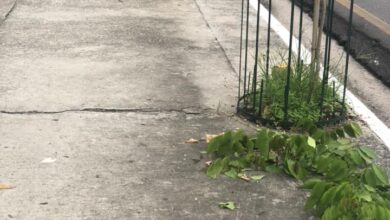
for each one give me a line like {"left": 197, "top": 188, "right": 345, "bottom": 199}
{"left": 238, "top": 174, "right": 250, "bottom": 182}
{"left": 185, "top": 138, "right": 199, "bottom": 144}
{"left": 205, "top": 161, "right": 213, "bottom": 166}
{"left": 206, "top": 133, "right": 224, "bottom": 143}
{"left": 0, "top": 183, "right": 14, "bottom": 190}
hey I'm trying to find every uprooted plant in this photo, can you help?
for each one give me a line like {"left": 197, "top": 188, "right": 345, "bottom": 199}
{"left": 205, "top": 122, "right": 390, "bottom": 219}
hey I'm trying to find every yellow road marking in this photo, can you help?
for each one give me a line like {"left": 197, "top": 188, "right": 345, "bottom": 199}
{"left": 336, "top": 0, "right": 390, "bottom": 35}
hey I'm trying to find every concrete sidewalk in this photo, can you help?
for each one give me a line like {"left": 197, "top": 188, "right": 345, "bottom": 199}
{"left": 0, "top": 0, "right": 16, "bottom": 23}
{"left": 0, "top": 0, "right": 311, "bottom": 219}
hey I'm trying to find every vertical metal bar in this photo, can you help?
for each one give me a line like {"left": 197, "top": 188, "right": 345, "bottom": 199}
{"left": 258, "top": 79, "right": 264, "bottom": 117}
{"left": 297, "top": 0, "right": 304, "bottom": 72}
{"left": 265, "top": 0, "right": 272, "bottom": 106}
{"left": 266, "top": 0, "right": 272, "bottom": 79}
{"left": 247, "top": 72, "right": 252, "bottom": 107}
{"left": 265, "top": 0, "right": 272, "bottom": 95}
{"left": 237, "top": 0, "right": 245, "bottom": 109}
{"left": 326, "top": 0, "right": 335, "bottom": 78}
{"left": 283, "top": 0, "right": 295, "bottom": 125}
{"left": 332, "top": 81, "right": 336, "bottom": 117}
{"left": 319, "top": 0, "right": 335, "bottom": 119}
{"left": 341, "top": 0, "right": 354, "bottom": 116}
{"left": 252, "top": 0, "right": 261, "bottom": 111}
{"left": 243, "top": 0, "right": 250, "bottom": 106}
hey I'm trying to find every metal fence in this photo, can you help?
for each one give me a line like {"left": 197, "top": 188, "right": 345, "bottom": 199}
{"left": 237, "top": 0, "right": 355, "bottom": 128}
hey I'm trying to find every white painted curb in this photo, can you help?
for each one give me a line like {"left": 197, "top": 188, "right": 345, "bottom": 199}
{"left": 249, "top": 0, "right": 390, "bottom": 148}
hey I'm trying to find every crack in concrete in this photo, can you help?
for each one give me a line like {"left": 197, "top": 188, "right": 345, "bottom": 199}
{"left": 0, "top": 107, "right": 210, "bottom": 115}
{"left": 1, "top": 0, "right": 17, "bottom": 25}
{"left": 4, "top": 0, "right": 17, "bottom": 19}
{"left": 193, "top": 0, "right": 238, "bottom": 76}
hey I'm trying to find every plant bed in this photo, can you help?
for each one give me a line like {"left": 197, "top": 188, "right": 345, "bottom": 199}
{"left": 239, "top": 59, "right": 346, "bottom": 128}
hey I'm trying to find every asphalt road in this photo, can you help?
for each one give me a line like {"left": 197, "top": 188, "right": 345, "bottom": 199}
{"left": 296, "top": 0, "right": 390, "bottom": 86}
{"left": 334, "top": 0, "right": 390, "bottom": 86}
{"left": 355, "top": 0, "right": 390, "bottom": 23}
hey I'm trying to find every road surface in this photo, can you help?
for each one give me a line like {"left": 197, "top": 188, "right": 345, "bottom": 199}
{"left": 355, "top": 0, "right": 390, "bottom": 24}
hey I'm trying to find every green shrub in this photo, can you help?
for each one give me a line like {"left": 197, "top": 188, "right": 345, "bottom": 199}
{"left": 206, "top": 122, "right": 390, "bottom": 219}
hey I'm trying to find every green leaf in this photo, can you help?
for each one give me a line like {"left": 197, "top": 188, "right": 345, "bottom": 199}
{"left": 305, "top": 182, "right": 329, "bottom": 210}
{"left": 307, "top": 136, "right": 316, "bottom": 148}
{"left": 218, "top": 201, "right": 235, "bottom": 210}
{"left": 224, "top": 169, "right": 238, "bottom": 179}
{"left": 357, "top": 191, "right": 372, "bottom": 202}
{"left": 207, "top": 131, "right": 246, "bottom": 157}
{"left": 375, "top": 205, "right": 390, "bottom": 220}
{"left": 322, "top": 206, "right": 337, "bottom": 220}
{"left": 250, "top": 175, "right": 265, "bottom": 182}
{"left": 269, "top": 134, "right": 287, "bottom": 152}
{"left": 317, "top": 156, "right": 331, "bottom": 174}
{"left": 343, "top": 124, "right": 355, "bottom": 137}
{"left": 229, "top": 159, "right": 248, "bottom": 169}
{"left": 326, "top": 159, "right": 349, "bottom": 181}
{"left": 364, "top": 168, "right": 380, "bottom": 187}
{"left": 207, "top": 157, "right": 229, "bottom": 178}
{"left": 286, "top": 159, "right": 306, "bottom": 180}
{"left": 312, "top": 129, "right": 325, "bottom": 142}
{"left": 361, "top": 203, "right": 375, "bottom": 218}
{"left": 350, "top": 122, "right": 363, "bottom": 136}
{"left": 293, "top": 135, "right": 306, "bottom": 149}
{"left": 302, "top": 178, "right": 323, "bottom": 189}
{"left": 256, "top": 130, "right": 272, "bottom": 169}
{"left": 348, "top": 150, "right": 364, "bottom": 166}
{"left": 329, "top": 131, "right": 338, "bottom": 140}
{"left": 332, "top": 182, "right": 349, "bottom": 203}
{"left": 256, "top": 129, "right": 270, "bottom": 156}
{"left": 372, "top": 165, "right": 389, "bottom": 185}
{"left": 207, "top": 134, "right": 225, "bottom": 153}
{"left": 364, "top": 184, "right": 376, "bottom": 192}
{"left": 336, "top": 128, "right": 345, "bottom": 138}
{"left": 359, "top": 147, "right": 376, "bottom": 160}
{"left": 358, "top": 149, "right": 374, "bottom": 164}
{"left": 286, "top": 159, "right": 297, "bottom": 179}
{"left": 318, "top": 186, "right": 338, "bottom": 215}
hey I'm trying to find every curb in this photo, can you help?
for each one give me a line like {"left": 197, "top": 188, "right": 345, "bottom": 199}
{"left": 0, "top": 0, "right": 17, "bottom": 24}
{"left": 293, "top": 0, "right": 390, "bottom": 87}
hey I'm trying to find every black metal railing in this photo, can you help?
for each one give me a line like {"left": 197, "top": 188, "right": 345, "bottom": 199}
{"left": 237, "top": 0, "right": 355, "bottom": 128}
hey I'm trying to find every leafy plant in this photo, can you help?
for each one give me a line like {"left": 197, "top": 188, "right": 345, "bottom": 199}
{"left": 256, "top": 62, "right": 343, "bottom": 126}
{"left": 247, "top": 54, "right": 344, "bottom": 127}
{"left": 205, "top": 122, "right": 390, "bottom": 219}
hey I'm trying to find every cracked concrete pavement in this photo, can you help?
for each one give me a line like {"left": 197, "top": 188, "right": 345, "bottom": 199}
{"left": 0, "top": 0, "right": 314, "bottom": 219}
{"left": 0, "top": 0, "right": 388, "bottom": 219}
